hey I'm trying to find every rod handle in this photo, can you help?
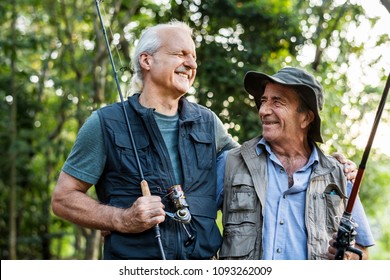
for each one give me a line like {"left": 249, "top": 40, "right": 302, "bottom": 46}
{"left": 141, "top": 180, "right": 151, "bottom": 196}
{"left": 140, "top": 179, "right": 166, "bottom": 259}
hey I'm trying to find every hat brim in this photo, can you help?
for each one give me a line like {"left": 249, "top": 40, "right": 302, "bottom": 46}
{"left": 244, "top": 71, "right": 323, "bottom": 143}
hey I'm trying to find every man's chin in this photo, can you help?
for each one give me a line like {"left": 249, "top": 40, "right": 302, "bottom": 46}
{"left": 175, "top": 86, "right": 191, "bottom": 96}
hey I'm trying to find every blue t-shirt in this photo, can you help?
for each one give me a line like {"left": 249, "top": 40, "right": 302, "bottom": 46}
{"left": 153, "top": 111, "right": 182, "bottom": 184}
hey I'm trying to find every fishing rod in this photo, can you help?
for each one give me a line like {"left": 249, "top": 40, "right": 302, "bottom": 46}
{"left": 334, "top": 73, "right": 390, "bottom": 260}
{"left": 94, "top": 0, "right": 166, "bottom": 260}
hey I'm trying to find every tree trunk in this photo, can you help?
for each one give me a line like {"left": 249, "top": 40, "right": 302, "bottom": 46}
{"left": 84, "top": 228, "right": 102, "bottom": 260}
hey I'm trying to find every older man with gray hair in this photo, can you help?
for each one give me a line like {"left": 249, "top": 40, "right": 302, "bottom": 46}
{"left": 52, "top": 20, "right": 239, "bottom": 260}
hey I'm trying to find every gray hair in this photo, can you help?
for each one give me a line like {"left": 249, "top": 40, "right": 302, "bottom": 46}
{"left": 129, "top": 20, "right": 193, "bottom": 95}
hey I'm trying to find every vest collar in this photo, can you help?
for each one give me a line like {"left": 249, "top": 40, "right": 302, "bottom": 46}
{"left": 128, "top": 94, "right": 202, "bottom": 123}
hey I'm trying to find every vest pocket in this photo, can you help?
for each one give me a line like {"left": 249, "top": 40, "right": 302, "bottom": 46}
{"left": 220, "top": 223, "right": 257, "bottom": 259}
{"left": 220, "top": 175, "right": 258, "bottom": 259}
{"left": 189, "top": 132, "right": 213, "bottom": 170}
{"left": 228, "top": 174, "right": 257, "bottom": 214}
{"left": 114, "top": 132, "right": 152, "bottom": 176}
{"left": 229, "top": 187, "right": 257, "bottom": 212}
{"left": 324, "top": 183, "right": 346, "bottom": 231}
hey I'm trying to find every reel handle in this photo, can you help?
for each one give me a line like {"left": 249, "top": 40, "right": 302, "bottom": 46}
{"left": 334, "top": 212, "right": 362, "bottom": 260}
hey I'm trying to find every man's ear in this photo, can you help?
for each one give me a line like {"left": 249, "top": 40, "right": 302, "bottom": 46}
{"left": 302, "top": 110, "right": 315, "bottom": 129}
{"left": 139, "top": 53, "right": 151, "bottom": 70}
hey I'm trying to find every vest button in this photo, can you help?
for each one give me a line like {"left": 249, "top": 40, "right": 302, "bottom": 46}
{"left": 276, "top": 248, "right": 282, "bottom": 253}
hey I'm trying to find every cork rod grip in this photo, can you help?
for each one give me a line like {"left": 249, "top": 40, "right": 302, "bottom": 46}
{"left": 141, "top": 180, "right": 151, "bottom": 196}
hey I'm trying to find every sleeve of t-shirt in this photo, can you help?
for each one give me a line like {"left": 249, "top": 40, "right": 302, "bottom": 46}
{"left": 213, "top": 112, "right": 240, "bottom": 157}
{"left": 348, "top": 182, "right": 376, "bottom": 247}
{"left": 62, "top": 111, "right": 106, "bottom": 185}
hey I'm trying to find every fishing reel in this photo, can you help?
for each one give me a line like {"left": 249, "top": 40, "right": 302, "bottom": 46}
{"left": 334, "top": 212, "right": 362, "bottom": 260}
{"left": 165, "top": 185, "right": 192, "bottom": 224}
{"left": 165, "top": 185, "right": 195, "bottom": 247}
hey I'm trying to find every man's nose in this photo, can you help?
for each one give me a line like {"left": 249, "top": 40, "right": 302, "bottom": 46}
{"left": 259, "top": 100, "right": 271, "bottom": 116}
{"left": 184, "top": 55, "right": 197, "bottom": 69}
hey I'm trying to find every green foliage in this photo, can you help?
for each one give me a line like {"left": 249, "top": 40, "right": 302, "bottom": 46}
{"left": 0, "top": 0, "right": 389, "bottom": 259}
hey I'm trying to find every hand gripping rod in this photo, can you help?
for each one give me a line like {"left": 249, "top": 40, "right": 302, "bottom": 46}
{"left": 334, "top": 73, "right": 390, "bottom": 260}
{"left": 94, "top": 0, "right": 166, "bottom": 260}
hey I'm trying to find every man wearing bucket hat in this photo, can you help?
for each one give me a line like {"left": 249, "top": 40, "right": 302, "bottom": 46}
{"left": 218, "top": 67, "right": 374, "bottom": 260}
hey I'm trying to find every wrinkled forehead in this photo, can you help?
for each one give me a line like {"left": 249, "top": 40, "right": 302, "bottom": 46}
{"left": 263, "top": 82, "right": 301, "bottom": 100}
{"left": 158, "top": 26, "right": 195, "bottom": 48}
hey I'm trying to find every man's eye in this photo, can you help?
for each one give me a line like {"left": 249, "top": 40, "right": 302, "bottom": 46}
{"left": 275, "top": 100, "right": 283, "bottom": 105}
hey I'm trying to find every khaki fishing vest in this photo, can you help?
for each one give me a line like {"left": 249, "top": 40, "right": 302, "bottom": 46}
{"left": 220, "top": 136, "right": 347, "bottom": 260}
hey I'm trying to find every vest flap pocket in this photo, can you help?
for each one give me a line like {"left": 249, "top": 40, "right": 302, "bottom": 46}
{"left": 220, "top": 223, "right": 257, "bottom": 259}
{"left": 229, "top": 173, "right": 256, "bottom": 212}
{"left": 231, "top": 173, "right": 254, "bottom": 186}
{"left": 114, "top": 133, "right": 149, "bottom": 149}
{"left": 114, "top": 133, "right": 152, "bottom": 176}
{"left": 189, "top": 132, "right": 214, "bottom": 169}
{"left": 324, "top": 183, "right": 347, "bottom": 199}
{"left": 324, "top": 183, "right": 346, "bottom": 231}
{"left": 189, "top": 132, "right": 212, "bottom": 144}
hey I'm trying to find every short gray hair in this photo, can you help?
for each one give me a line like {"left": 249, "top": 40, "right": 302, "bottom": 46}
{"left": 129, "top": 20, "right": 193, "bottom": 95}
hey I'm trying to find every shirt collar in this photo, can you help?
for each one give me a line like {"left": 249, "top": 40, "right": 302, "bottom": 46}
{"left": 256, "top": 137, "right": 319, "bottom": 169}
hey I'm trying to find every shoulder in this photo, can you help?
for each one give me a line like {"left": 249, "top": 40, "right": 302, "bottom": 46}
{"left": 316, "top": 146, "right": 344, "bottom": 171}
{"left": 181, "top": 97, "right": 215, "bottom": 118}
{"left": 74, "top": 112, "right": 104, "bottom": 151}
{"left": 226, "top": 136, "right": 262, "bottom": 163}
{"left": 242, "top": 136, "right": 263, "bottom": 148}
{"left": 227, "top": 145, "right": 242, "bottom": 157}
{"left": 224, "top": 146, "right": 244, "bottom": 171}
{"left": 79, "top": 111, "right": 101, "bottom": 134}
{"left": 97, "top": 103, "right": 122, "bottom": 118}
{"left": 196, "top": 104, "right": 215, "bottom": 120}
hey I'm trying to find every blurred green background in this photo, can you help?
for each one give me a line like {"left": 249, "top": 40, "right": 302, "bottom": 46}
{"left": 1, "top": 0, "right": 389, "bottom": 259}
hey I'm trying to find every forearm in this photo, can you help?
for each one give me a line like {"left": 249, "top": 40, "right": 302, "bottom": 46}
{"left": 51, "top": 173, "right": 122, "bottom": 231}
{"left": 52, "top": 193, "right": 119, "bottom": 231}
{"left": 52, "top": 171, "right": 165, "bottom": 233}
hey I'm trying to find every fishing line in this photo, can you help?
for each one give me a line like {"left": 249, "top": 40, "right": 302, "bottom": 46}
{"left": 100, "top": 4, "right": 127, "bottom": 71}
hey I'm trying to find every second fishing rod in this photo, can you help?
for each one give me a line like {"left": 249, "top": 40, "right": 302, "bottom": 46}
{"left": 334, "top": 72, "right": 390, "bottom": 260}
